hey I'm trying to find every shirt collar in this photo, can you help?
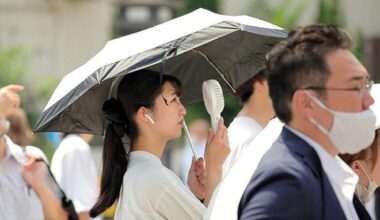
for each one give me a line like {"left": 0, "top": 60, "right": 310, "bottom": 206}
{"left": 233, "top": 116, "right": 263, "bottom": 130}
{"left": 129, "top": 151, "right": 162, "bottom": 165}
{"left": 3, "top": 135, "right": 26, "bottom": 164}
{"left": 285, "top": 126, "right": 358, "bottom": 199}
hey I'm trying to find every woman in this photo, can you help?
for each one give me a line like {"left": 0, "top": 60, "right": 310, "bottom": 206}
{"left": 90, "top": 69, "right": 229, "bottom": 219}
{"left": 340, "top": 128, "right": 380, "bottom": 203}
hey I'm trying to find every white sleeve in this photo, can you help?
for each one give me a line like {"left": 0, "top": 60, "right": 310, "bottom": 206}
{"left": 57, "top": 147, "right": 99, "bottom": 212}
{"left": 25, "top": 145, "right": 48, "bottom": 162}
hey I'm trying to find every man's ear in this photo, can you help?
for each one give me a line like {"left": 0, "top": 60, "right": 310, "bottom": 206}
{"left": 292, "top": 90, "right": 314, "bottom": 117}
{"left": 351, "top": 160, "right": 361, "bottom": 175}
{"left": 253, "top": 80, "right": 266, "bottom": 93}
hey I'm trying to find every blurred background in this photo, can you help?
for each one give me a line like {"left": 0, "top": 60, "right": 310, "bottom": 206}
{"left": 0, "top": 0, "right": 379, "bottom": 218}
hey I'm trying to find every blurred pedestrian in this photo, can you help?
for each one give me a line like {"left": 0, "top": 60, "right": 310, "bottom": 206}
{"left": 0, "top": 84, "right": 68, "bottom": 220}
{"left": 223, "top": 68, "right": 274, "bottom": 176}
{"left": 340, "top": 128, "right": 380, "bottom": 219}
{"left": 51, "top": 133, "right": 101, "bottom": 220}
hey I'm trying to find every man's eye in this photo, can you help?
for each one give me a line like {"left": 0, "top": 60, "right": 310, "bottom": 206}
{"left": 171, "top": 98, "right": 178, "bottom": 103}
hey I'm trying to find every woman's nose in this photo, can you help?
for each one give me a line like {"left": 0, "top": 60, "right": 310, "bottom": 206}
{"left": 179, "top": 102, "right": 186, "bottom": 116}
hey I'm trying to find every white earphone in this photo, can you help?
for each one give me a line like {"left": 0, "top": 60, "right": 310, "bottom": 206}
{"left": 144, "top": 113, "right": 155, "bottom": 124}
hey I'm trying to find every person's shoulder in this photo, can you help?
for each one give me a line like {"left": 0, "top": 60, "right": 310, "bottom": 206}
{"left": 239, "top": 140, "right": 322, "bottom": 219}
{"left": 58, "top": 134, "right": 90, "bottom": 153}
{"left": 228, "top": 117, "right": 261, "bottom": 145}
{"left": 124, "top": 162, "right": 179, "bottom": 202}
{"left": 25, "top": 145, "right": 48, "bottom": 162}
{"left": 253, "top": 138, "right": 320, "bottom": 186}
{"left": 127, "top": 160, "right": 172, "bottom": 185}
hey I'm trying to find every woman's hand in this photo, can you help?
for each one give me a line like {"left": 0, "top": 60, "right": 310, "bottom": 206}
{"left": 22, "top": 155, "right": 68, "bottom": 220}
{"left": 187, "top": 157, "right": 206, "bottom": 201}
{"left": 204, "top": 117, "right": 230, "bottom": 171}
{"left": 0, "top": 84, "right": 23, "bottom": 115}
{"left": 203, "top": 117, "right": 230, "bottom": 206}
{"left": 21, "top": 156, "right": 47, "bottom": 193}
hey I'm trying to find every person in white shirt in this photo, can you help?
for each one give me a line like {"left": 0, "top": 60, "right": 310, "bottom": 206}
{"left": 89, "top": 69, "right": 229, "bottom": 220}
{"left": 223, "top": 69, "right": 274, "bottom": 176}
{"left": 51, "top": 133, "right": 101, "bottom": 220}
{"left": 0, "top": 84, "right": 68, "bottom": 220}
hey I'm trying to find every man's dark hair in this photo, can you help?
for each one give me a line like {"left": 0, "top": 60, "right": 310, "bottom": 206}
{"left": 266, "top": 24, "right": 353, "bottom": 124}
{"left": 235, "top": 68, "right": 267, "bottom": 104}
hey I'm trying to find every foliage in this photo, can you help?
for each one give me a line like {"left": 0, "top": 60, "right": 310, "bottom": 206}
{"left": 0, "top": 46, "right": 30, "bottom": 87}
{"left": 316, "top": 0, "right": 345, "bottom": 27}
{"left": 248, "top": 0, "right": 309, "bottom": 30}
{"left": 181, "top": 0, "right": 219, "bottom": 14}
{"left": 315, "top": 0, "right": 364, "bottom": 63}
{"left": 350, "top": 29, "right": 365, "bottom": 63}
{"left": 0, "top": 45, "right": 60, "bottom": 160}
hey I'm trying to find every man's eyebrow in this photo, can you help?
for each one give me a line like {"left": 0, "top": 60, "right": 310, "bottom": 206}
{"left": 347, "top": 75, "right": 369, "bottom": 83}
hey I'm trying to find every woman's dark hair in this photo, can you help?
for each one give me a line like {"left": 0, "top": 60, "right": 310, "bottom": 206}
{"left": 266, "top": 24, "right": 353, "bottom": 124}
{"left": 90, "top": 69, "right": 182, "bottom": 217}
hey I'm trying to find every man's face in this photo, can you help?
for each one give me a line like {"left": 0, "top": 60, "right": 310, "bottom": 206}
{"left": 323, "top": 48, "right": 374, "bottom": 112}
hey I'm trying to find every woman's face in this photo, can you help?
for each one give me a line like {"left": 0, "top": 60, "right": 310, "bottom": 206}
{"left": 149, "top": 81, "right": 186, "bottom": 140}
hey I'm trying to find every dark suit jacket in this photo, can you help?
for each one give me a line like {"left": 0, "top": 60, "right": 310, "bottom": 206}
{"left": 238, "top": 127, "right": 371, "bottom": 220}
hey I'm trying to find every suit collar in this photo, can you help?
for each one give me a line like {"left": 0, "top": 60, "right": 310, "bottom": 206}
{"left": 353, "top": 194, "right": 372, "bottom": 220}
{"left": 281, "top": 127, "right": 370, "bottom": 219}
{"left": 280, "top": 127, "right": 322, "bottom": 178}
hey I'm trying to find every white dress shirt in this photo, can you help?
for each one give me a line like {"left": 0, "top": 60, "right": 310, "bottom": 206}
{"left": 0, "top": 136, "right": 46, "bottom": 220}
{"left": 286, "top": 126, "right": 360, "bottom": 220}
{"left": 115, "top": 151, "right": 205, "bottom": 220}
{"left": 223, "top": 116, "right": 263, "bottom": 176}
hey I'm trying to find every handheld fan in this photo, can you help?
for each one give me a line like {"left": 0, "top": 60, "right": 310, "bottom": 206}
{"left": 202, "top": 79, "right": 225, "bottom": 132}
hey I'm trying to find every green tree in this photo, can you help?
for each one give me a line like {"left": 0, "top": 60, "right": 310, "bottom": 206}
{"left": 0, "top": 45, "right": 60, "bottom": 159}
{"left": 248, "top": 0, "right": 308, "bottom": 30}
{"left": 315, "top": 0, "right": 364, "bottom": 62}
{"left": 316, "top": 0, "right": 345, "bottom": 27}
{"left": 0, "top": 46, "right": 29, "bottom": 87}
{"left": 182, "top": 0, "right": 219, "bottom": 14}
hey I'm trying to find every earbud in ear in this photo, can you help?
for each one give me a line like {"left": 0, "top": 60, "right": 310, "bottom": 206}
{"left": 144, "top": 113, "right": 155, "bottom": 124}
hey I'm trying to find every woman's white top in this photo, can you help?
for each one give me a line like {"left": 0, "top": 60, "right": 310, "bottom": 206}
{"left": 114, "top": 151, "right": 206, "bottom": 220}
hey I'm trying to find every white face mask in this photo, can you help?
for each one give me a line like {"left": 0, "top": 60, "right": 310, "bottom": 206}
{"left": 356, "top": 161, "right": 378, "bottom": 203}
{"left": 306, "top": 92, "right": 376, "bottom": 154}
